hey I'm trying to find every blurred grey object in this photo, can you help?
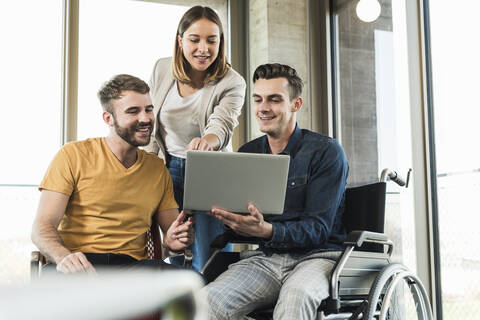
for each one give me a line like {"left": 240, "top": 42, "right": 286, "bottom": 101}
{"left": 0, "top": 270, "right": 206, "bottom": 320}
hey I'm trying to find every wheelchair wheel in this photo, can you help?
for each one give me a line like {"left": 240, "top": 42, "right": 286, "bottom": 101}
{"left": 364, "top": 263, "right": 433, "bottom": 320}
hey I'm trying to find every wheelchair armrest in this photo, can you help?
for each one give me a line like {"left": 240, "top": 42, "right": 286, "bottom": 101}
{"left": 344, "top": 230, "right": 393, "bottom": 255}
{"left": 31, "top": 251, "right": 41, "bottom": 263}
{"left": 31, "top": 251, "right": 46, "bottom": 279}
{"left": 329, "top": 232, "right": 393, "bottom": 307}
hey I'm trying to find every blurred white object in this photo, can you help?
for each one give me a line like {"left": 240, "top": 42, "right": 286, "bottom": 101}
{"left": 0, "top": 270, "right": 206, "bottom": 320}
{"left": 356, "top": 0, "right": 381, "bottom": 22}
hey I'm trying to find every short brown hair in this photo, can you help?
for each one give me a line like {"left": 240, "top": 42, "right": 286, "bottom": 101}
{"left": 253, "top": 64, "right": 303, "bottom": 100}
{"left": 97, "top": 74, "right": 150, "bottom": 113}
{"left": 173, "top": 6, "right": 230, "bottom": 85}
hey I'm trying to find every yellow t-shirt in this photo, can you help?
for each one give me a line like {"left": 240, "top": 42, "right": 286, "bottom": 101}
{"left": 39, "top": 138, "right": 178, "bottom": 260}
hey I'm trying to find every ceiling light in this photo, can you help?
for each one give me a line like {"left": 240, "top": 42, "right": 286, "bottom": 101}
{"left": 356, "top": 0, "right": 381, "bottom": 23}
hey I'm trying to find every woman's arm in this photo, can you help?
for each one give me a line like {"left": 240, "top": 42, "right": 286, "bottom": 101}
{"left": 144, "top": 57, "right": 172, "bottom": 156}
{"left": 186, "top": 134, "right": 219, "bottom": 151}
{"left": 203, "top": 70, "right": 247, "bottom": 150}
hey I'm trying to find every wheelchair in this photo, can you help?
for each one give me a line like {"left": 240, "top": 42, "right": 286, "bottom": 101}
{"left": 201, "top": 169, "right": 434, "bottom": 320}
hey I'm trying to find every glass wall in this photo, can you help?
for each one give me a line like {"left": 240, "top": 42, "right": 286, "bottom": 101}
{"left": 428, "top": 2, "right": 480, "bottom": 318}
{"left": 332, "top": 0, "right": 417, "bottom": 270}
{"left": 0, "top": 0, "right": 63, "bottom": 284}
{"left": 76, "top": 0, "right": 229, "bottom": 140}
{"left": 77, "top": 0, "right": 189, "bottom": 140}
{"left": 0, "top": 0, "right": 228, "bottom": 284}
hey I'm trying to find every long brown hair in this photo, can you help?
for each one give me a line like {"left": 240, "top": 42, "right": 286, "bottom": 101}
{"left": 172, "top": 6, "right": 230, "bottom": 85}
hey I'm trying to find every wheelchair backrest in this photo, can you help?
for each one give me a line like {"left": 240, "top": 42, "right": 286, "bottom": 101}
{"left": 336, "top": 182, "right": 390, "bottom": 297}
{"left": 343, "top": 182, "right": 387, "bottom": 252}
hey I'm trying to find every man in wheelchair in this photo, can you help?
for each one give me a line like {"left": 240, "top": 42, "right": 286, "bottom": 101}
{"left": 204, "top": 63, "right": 349, "bottom": 320}
{"left": 31, "top": 74, "right": 193, "bottom": 275}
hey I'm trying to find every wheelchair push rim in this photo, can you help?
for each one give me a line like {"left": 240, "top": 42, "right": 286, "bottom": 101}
{"left": 365, "top": 263, "right": 434, "bottom": 320}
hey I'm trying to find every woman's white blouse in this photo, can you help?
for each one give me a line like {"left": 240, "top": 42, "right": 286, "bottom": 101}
{"left": 159, "top": 81, "right": 203, "bottom": 158}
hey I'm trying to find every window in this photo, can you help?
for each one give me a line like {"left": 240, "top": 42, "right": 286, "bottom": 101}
{"left": 0, "top": 0, "right": 229, "bottom": 284}
{"left": 0, "top": 0, "right": 63, "bottom": 284}
{"left": 77, "top": 0, "right": 189, "bottom": 140}
{"left": 331, "top": 0, "right": 417, "bottom": 270}
{"left": 428, "top": 2, "right": 480, "bottom": 318}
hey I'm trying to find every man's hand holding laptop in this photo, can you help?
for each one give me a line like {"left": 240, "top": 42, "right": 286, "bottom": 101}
{"left": 207, "top": 203, "right": 273, "bottom": 239}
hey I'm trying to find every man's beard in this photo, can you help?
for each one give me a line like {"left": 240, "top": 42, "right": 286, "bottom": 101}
{"left": 113, "top": 117, "right": 152, "bottom": 147}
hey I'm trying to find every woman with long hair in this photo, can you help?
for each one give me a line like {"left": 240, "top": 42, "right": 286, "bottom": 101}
{"left": 145, "top": 6, "right": 246, "bottom": 271}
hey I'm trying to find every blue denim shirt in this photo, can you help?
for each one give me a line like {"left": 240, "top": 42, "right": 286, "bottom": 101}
{"left": 238, "top": 124, "right": 349, "bottom": 257}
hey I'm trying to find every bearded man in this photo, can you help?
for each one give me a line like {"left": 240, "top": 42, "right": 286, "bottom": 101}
{"left": 32, "top": 74, "right": 193, "bottom": 274}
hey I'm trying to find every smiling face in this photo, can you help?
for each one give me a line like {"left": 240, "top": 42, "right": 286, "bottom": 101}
{"left": 104, "top": 90, "right": 155, "bottom": 147}
{"left": 178, "top": 18, "right": 220, "bottom": 74}
{"left": 253, "top": 77, "right": 302, "bottom": 139}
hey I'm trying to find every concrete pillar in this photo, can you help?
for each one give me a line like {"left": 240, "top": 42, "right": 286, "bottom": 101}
{"left": 248, "top": 0, "right": 310, "bottom": 139}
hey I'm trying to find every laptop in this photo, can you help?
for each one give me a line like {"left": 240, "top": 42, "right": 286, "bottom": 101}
{"left": 183, "top": 150, "right": 290, "bottom": 214}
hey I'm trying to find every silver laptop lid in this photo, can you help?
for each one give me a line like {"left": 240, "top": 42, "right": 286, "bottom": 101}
{"left": 183, "top": 151, "right": 290, "bottom": 214}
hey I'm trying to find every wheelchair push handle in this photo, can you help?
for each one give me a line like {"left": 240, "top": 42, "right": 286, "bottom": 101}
{"left": 380, "top": 168, "right": 412, "bottom": 187}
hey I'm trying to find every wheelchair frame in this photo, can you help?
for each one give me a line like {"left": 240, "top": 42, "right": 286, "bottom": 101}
{"left": 203, "top": 168, "right": 433, "bottom": 320}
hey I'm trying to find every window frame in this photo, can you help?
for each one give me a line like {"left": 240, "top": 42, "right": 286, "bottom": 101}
{"left": 325, "top": 0, "right": 438, "bottom": 316}
{"left": 60, "top": 0, "right": 236, "bottom": 143}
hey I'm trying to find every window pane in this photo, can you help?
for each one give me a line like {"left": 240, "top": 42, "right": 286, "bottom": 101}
{"left": 333, "top": 0, "right": 417, "bottom": 270}
{"left": 77, "top": 0, "right": 190, "bottom": 140}
{"left": 0, "top": 186, "right": 39, "bottom": 283}
{"left": 429, "top": 2, "right": 480, "bottom": 318}
{"left": 0, "top": 0, "right": 63, "bottom": 284}
{"left": 0, "top": 1, "right": 63, "bottom": 185}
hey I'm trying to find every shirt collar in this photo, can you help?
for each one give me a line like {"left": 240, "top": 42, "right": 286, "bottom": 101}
{"left": 280, "top": 123, "right": 302, "bottom": 156}
{"left": 261, "top": 123, "right": 302, "bottom": 156}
